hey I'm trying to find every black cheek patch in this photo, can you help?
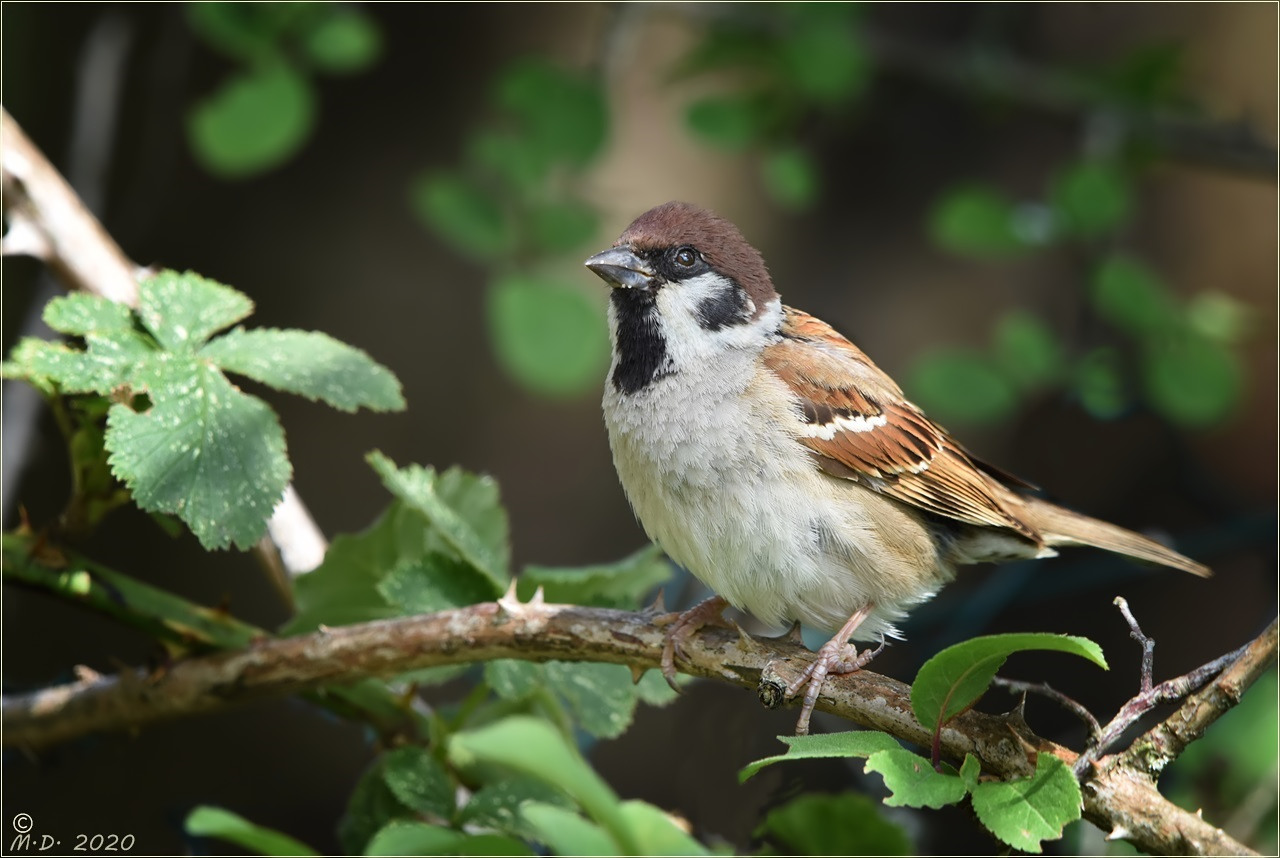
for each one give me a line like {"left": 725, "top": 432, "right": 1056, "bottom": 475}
{"left": 611, "top": 289, "right": 673, "bottom": 394}
{"left": 696, "top": 284, "right": 751, "bottom": 331}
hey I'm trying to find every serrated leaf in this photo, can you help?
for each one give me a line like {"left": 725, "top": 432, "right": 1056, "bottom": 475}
{"left": 907, "top": 349, "right": 1019, "bottom": 425}
{"left": 496, "top": 60, "right": 607, "bottom": 167}
{"left": 106, "top": 359, "right": 290, "bottom": 550}
{"left": 544, "top": 662, "right": 638, "bottom": 739}
{"left": 485, "top": 659, "right": 543, "bottom": 700}
{"left": 911, "top": 634, "right": 1107, "bottom": 733}
{"left": 685, "top": 93, "right": 777, "bottom": 151}
{"left": 43, "top": 293, "right": 135, "bottom": 335}
{"left": 368, "top": 452, "right": 510, "bottom": 590}
{"left": 185, "top": 805, "right": 319, "bottom": 856}
{"left": 449, "top": 717, "right": 636, "bottom": 854}
{"left": 487, "top": 276, "right": 609, "bottom": 398}
{"left": 1092, "top": 255, "right": 1181, "bottom": 336}
{"left": 740, "top": 730, "right": 903, "bottom": 782}
{"left": 517, "top": 544, "right": 671, "bottom": 609}
{"left": 8, "top": 338, "right": 141, "bottom": 394}
{"left": 755, "top": 791, "right": 911, "bottom": 855}
{"left": 201, "top": 327, "right": 404, "bottom": 412}
{"left": 959, "top": 753, "right": 982, "bottom": 792}
{"left": 381, "top": 746, "right": 456, "bottom": 818}
{"left": 365, "top": 822, "right": 532, "bottom": 857}
{"left": 458, "top": 775, "right": 573, "bottom": 842}
{"left": 993, "top": 311, "right": 1064, "bottom": 390}
{"left": 339, "top": 757, "right": 416, "bottom": 855}
{"left": 138, "top": 271, "right": 254, "bottom": 352}
{"left": 930, "top": 185, "right": 1027, "bottom": 257}
{"left": 761, "top": 147, "right": 819, "bottom": 210}
{"left": 302, "top": 7, "right": 381, "bottom": 74}
{"left": 1143, "top": 335, "right": 1244, "bottom": 427}
{"left": 528, "top": 199, "right": 599, "bottom": 253}
{"left": 1051, "top": 161, "right": 1131, "bottom": 238}
{"left": 377, "top": 553, "right": 499, "bottom": 614}
{"left": 410, "top": 172, "right": 511, "bottom": 258}
{"left": 284, "top": 502, "right": 424, "bottom": 634}
{"left": 865, "top": 749, "right": 969, "bottom": 809}
{"left": 970, "top": 753, "right": 1082, "bottom": 853}
{"left": 187, "top": 62, "right": 316, "bottom": 178}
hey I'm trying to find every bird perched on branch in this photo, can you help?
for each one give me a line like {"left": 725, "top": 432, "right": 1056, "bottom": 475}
{"left": 585, "top": 201, "right": 1210, "bottom": 734}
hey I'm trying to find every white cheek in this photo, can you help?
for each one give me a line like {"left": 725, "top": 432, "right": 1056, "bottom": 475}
{"left": 653, "top": 275, "right": 780, "bottom": 368}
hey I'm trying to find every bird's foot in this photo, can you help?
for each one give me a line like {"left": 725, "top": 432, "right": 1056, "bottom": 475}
{"left": 652, "top": 595, "right": 730, "bottom": 691}
{"left": 784, "top": 604, "right": 883, "bottom": 735}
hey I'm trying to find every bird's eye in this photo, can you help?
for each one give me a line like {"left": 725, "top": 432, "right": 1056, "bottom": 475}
{"left": 674, "top": 247, "right": 698, "bottom": 267}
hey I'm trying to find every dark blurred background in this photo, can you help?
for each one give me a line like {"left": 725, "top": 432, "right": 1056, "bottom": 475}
{"left": 3, "top": 4, "right": 1275, "bottom": 855}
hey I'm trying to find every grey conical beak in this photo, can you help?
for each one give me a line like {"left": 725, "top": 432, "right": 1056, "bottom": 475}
{"left": 584, "top": 246, "right": 656, "bottom": 290}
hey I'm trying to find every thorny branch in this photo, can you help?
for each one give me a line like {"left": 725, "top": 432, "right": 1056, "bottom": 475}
{"left": 3, "top": 555, "right": 1272, "bottom": 856}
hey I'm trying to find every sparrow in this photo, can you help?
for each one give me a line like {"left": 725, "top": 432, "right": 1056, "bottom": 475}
{"left": 585, "top": 201, "right": 1211, "bottom": 735}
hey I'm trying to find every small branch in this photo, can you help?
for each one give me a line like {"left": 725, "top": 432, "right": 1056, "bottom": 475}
{"left": 1115, "top": 596, "right": 1155, "bottom": 693}
{"left": 992, "top": 676, "right": 1101, "bottom": 738}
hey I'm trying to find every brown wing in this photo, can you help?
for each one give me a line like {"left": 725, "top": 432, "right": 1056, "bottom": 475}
{"left": 766, "top": 307, "right": 1043, "bottom": 544}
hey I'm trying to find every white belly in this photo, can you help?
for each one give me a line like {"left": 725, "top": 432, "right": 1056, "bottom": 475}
{"left": 602, "top": 360, "right": 951, "bottom": 641}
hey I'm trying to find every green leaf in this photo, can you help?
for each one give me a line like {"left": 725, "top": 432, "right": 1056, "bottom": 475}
{"left": 1073, "top": 347, "right": 1130, "bottom": 420}
{"left": 186, "top": 805, "right": 319, "bottom": 856}
{"left": 911, "top": 634, "right": 1107, "bottom": 734}
{"left": 201, "top": 327, "right": 404, "bottom": 412}
{"left": 139, "top": 271, "right": 254, "bottom": 352}
{"left": 368, "top": 452, "right": 510, "bottom": 590}
{"left": 496, "top": 60, "right": 607, "bottom": 167}
{"left": 907, "top": 349, "right": 1019, "bottom": 425}
{"left": 365, "top": 822, "right": 532, "bottom": 857}
{"left": 993, "top": 311, "right": 1064, "bottom": 390}
{"left": 302, "top": 7, "right": 381, "bottom": 74}
{"left": 685, "top": 93, "right": 777, "bottom": 151}
{"left": 670, "top": 26, "right": 775, "bottom": 80}
{"left": 43, "top": 293, "right": 135, "bottom": 335}
{"left": 865, "top": 749, "right": 969, "bottom": 808}
{"left": 448, "top": 716, "right": 637, "bottom": 855}
{"left": 619, "top": 800, "right": 712, "bottom": 855}
{"left": 761, "top": 147, "right": 819, "bottom": 210}
{"left": 517, "top": 544, "right": 671, "bottom": 609}
{"left": 528, "top": 199, "right": 599, "bottom": 253}
{"left": 381, "top": 746, "right": 456, "bottom": 818}
{"left": 410, "top": 172, "right": 511, "bottom": 258}
{"left": 485, "top": 659, "right": 543, "bottom": 700}
{"left": 468, "top": 131, "right": 551, "bottom": 193}
{"left": 487, "top": 276, "right": 609, "bottom": 398}
{"left": 7, "top": 337, "right": 148, "bottom": 395}
{"left": 1186, "top": 291, "right": 1253, "bottom": 344}
{"left": 544, "top": 662, "right": 639, "bottom": 740}
{"left": 377, "top": 553, "right": 499, "bottom": 614}
{"left": 187, "top": 62, "right": 316, "bottom": 178}
{"left": 970, "top": 753, "right": 1082, "bottom": 853}
{"left": 106, "top": 359, "right": 290, "bottom": 550}
{"left": 779, "top": 20, "right": 868, "bottom": 105}
{"left": 1143, "top": 335, "right": 1244, "bottom": 427}
{"left": 755, "top": 792, "right": 911, "bottom": 855}
{"left": 284, "top": 501, "right": 422, "bottom": 634}
{"left": 458, "top": 776, "right": 574, "bottom": 842}
{"left": 959, "top": 753, "right": 982, "bottom": 793}
{"left": 339, "top": 757, "right": 416, "bottom": 855}
{"left": 520, "top": 803, "right": 616, "bottom": 856}
{"left": 185, "top": 3, "right": 303, "bottom": 62}
{"left": 740, "top": 730, "right": 903, "bottom": 782}
{"left": 930, "top": 185, "right": 1026, "bottom": 257}
{"left": 1092, "top": 255, "right": 1181, "bottom": 336}
{"left": 1051, "top": 161, "right": 1131, "bottom": 238}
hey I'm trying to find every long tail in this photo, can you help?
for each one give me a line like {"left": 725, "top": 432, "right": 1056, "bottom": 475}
{"left": 1023, "top": 497, "right": 1211, "bottom": 578}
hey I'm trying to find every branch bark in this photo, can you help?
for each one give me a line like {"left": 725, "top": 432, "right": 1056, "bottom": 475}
{"left": 3, "top": 576, "right": 1270, "bottom": 856}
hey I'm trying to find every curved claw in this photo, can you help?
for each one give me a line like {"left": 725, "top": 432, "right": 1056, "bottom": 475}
{"left": 784, "top": 606, "right": 882, "bottom": 735}
{"left": 654, "top": 595, "right": 730, "bottom": 692}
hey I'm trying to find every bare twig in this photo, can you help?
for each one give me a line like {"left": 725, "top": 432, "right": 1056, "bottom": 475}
{"left": 992, "top": 676, "right": 1102, "bottom": 738}
{"left": 1115, "top": 596, "right": 1155, "bottom": 693}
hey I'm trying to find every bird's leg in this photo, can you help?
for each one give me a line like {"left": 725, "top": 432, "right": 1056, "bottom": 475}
{"left": 785, "top": 603, "right": 883, "bottom": 735}
{"left": 652, "top": 594, "right": 730, "bottom": 690}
